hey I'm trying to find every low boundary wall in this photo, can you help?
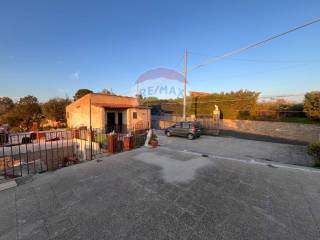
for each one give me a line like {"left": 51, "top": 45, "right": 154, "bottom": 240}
{"left": 222, "top": 119, "right": 320, "bottom": 143}
{"left": 153, "top": 115, "right": 320, "bottom": 143}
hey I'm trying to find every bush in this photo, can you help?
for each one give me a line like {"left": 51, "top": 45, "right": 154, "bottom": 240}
{"left": 188, "top": 90, "right": 260, "bottom": 119}
{"left": 304, "top": 92, "right": 320, "bottom": 120}
{"left": 307, "top": 142, "right": 320, "bottom": 167}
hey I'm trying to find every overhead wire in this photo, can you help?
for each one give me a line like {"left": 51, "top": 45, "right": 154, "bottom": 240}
{"left": 172, "top": 55, "right": 184, "bottom": 71}
{"left": 152, "top": 93, "right": 305, "bottom": 105}
{"left": 202, "top": 61, "right": 317, "bottom": 80}
{"left": 189, "top": 18, "right": 320, "bottom": 72}
{"left": 188, "top": 51, "right": 320, "bottom": 64}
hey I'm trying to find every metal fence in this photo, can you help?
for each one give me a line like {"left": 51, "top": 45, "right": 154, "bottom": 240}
{"left": 0, "top": 129, "right": 147, "bottom": 179}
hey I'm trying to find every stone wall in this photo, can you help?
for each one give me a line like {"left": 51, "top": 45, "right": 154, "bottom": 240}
{"left": 222, "top": 119, "right": 320, "bottom": 143}
{"left": 153, "top": 115, "right": 320, "bottom": 143}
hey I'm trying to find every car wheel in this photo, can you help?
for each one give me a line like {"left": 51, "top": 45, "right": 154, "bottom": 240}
{"left": 187, "top": 133, "right": 194, "bottom": 140}
{"left": 166, "top": 131, "right": 171, "bottom": 137}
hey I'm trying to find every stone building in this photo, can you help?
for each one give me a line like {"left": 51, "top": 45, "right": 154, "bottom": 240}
{"left": 66, "top": 93, "right": 150, "bottom": 133}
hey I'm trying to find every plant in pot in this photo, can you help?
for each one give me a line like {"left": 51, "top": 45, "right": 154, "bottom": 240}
{"left": 149, "top": 130, "right": 159, "bottom": 148}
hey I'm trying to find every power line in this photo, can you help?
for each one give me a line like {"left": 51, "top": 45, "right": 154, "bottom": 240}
{"left": 189, "top": 18, "right": 320, "bottom": 72}
{"left": 189, "top": 94, "right": 305, "bottom": 103}
{"left": 149, "top": 93, "right": 305, "bottom": 105}
{"left": 206, "top": 61, "right": 317, "bottom": 80}
{"left": 188, "top": 51, "right": 320, "bottom": 63}
{"left": 223, "top": 58, "right": 319, "bottom": 64}
{"left": 172, "top": 55, "right": 184, "bottom": 70}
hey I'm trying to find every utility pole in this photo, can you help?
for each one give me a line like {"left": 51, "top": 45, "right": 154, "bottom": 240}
{"left": 183, "top": 48, "right": 187, "bottom": 121}
{"left": 89, "top": 96, "right": 93, "bottom": 160}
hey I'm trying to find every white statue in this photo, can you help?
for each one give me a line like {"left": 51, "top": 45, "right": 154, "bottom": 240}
{"left": 145, "top": 129, "right": 153, "bottom": 147}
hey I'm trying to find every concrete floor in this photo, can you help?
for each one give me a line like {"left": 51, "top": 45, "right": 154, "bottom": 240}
{"left": 0, "top": 136, "right": 319, "bottom": 240}
{"left": 156, "top": 130, "right": 314, "bottom": 167}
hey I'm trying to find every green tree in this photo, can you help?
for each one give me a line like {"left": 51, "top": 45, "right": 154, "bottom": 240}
{"left": 16, "top": 95, "right": 42, "bottom": 130}
{"left": 138, "top": 90, "right": 260, "bottom": 119}
{"left": 304, "top": 91, "right": 320, "bottom": 120}
{"left": 42, "top": 98, "right": 71, "bottom": 123}
{"left": 188, "top": 90, "right": 260, "bottom": 119}
{"left": 100, "top": 88, "right": 115, "bottom": 95}
{"left": 0, "top": 95, "right": 42, "bottom": 131}
{"left": 0, "top": 97, "right": 14, "bottom": 115}
{"left": 0, "top": 108, "right": 21, "bottom": 129}
{"left": 73, "top": 89, "right": 93, "bottom": 101}
{"left": 139, "top": 96, "right": 159, "bottom": 105}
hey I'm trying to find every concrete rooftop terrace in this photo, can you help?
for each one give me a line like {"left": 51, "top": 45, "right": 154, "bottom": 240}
{"left": 0, "top": 135, "right": 320, "bottom": 240}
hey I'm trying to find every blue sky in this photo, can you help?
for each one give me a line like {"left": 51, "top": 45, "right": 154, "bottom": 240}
{"left": 0, "top": 0, "right": 319, "bottom": 101}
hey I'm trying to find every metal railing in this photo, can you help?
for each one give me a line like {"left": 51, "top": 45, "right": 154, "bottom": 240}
{"left": 0, "top": 129, "right": 147, "bottom": 179}
{"left": 105, "top": 124, "right": 127, "bottom": 134}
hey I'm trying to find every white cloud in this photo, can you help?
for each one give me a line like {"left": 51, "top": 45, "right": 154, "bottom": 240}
{"left": 70, "top": 71, "right": 80, "bottom": 80}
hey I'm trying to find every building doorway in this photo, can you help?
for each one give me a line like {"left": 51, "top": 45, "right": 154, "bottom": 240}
{"left": 106, "top": 112, "right": 115, "bottom": 132}
{"left": 118, "top": 112, "right": 123, "bottom": 133}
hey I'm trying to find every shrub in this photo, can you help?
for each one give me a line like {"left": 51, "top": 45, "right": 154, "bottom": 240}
{"left": 188, "top": 90, "right": 260, "bottom": 119}
{"left": 304, "top": 91, "right": 320, "bottom": 120}
{"left": 307, "top": 142, "right": 320, "bottom": 167}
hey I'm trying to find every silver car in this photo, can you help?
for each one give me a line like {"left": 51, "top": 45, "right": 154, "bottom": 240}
{"left": 164, "top": 121, "right": 201, "bottom": 140}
